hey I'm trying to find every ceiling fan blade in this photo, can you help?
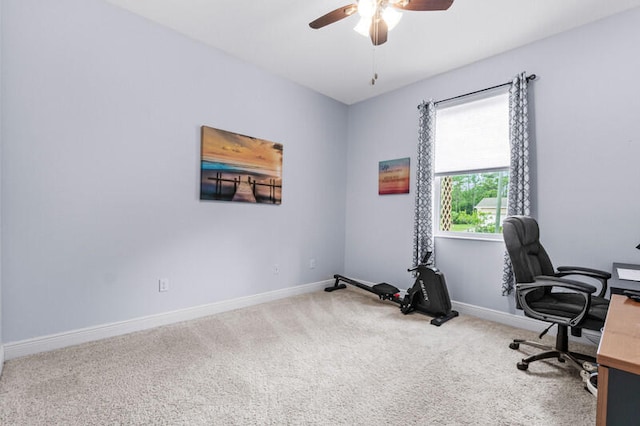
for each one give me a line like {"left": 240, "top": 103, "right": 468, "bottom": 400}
{"left": 309, "top": 4, "right": 358, "bottom": 29}
{"left": 369, "top": 18, "right": 388, "bottom": 46}
{"left": 393, "top": 0, "right": 454, "bottom": 11}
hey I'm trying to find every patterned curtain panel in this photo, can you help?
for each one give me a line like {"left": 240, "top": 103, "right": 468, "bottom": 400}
{"left": 501, "top": 72, "right": 532, "bottom": 295}
{"left": 413, "top": 101, "right": 436, "bottom": 267}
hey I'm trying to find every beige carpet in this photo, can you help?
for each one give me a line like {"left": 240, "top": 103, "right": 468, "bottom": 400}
{"left": 0, "top": 288, "right": 596, "bottom": 425}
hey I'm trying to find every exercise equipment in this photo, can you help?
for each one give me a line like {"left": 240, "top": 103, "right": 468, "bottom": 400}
{"left": 325, "top": 252, "right": 458, "bottom": 326}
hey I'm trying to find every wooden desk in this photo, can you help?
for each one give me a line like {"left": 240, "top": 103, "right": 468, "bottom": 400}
{"left": 596, "top": 294, "right": 640, "bottom": 425}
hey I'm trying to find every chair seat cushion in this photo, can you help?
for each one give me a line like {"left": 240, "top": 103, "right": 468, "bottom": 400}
{"left": 528, "top": 293, "right": 609, "bottom": 331}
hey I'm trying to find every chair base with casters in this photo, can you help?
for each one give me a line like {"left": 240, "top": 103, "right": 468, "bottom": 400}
{"left": 508, "top": 324, "right": 596, "bottom": 371}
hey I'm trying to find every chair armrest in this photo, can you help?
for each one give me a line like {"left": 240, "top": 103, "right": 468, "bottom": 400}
{"left": 517, "top": 276, "right": 595, "bottom": 327}
{"left": 556, "top": 265, "right": 612, "bottom": 279}
{"left": 555, "top": 266, "right": 610, "bottom": 298}
{"left": 530, "top": 275, "right": 598, "bottom": 294}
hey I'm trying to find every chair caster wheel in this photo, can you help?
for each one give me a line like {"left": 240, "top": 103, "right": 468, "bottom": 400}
{"left": 509, "top": 342, "right": 520, "bottom": 350}
{"left": 517, "top": 362, "right": 529, "bottom": 371}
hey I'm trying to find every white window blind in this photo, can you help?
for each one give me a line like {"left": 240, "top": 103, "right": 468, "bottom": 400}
{"left": 434, "top": 89, "right": 510, "bottom": 175}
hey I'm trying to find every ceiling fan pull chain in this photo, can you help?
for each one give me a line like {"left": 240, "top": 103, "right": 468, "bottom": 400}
{"left": 371, "top": 48, "right": 379, "bottom": 86}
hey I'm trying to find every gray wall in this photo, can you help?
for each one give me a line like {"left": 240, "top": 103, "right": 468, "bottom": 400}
{"left": 1, "top": 0, "right": 348, "bottom": 343}
{"left": 345, "top": 7, "right": 640, "bottom": 312}
{"left": 2, "top": 0, "right": 640, "bottom": 346}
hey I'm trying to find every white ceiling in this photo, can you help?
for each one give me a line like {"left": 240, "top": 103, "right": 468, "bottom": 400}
{"left": 105, "top": 0, "right": 640, "bottom": 105}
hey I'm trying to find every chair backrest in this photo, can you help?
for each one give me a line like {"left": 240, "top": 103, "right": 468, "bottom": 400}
{"left": 503, "top": 216, "right": 555, "bottom": 284}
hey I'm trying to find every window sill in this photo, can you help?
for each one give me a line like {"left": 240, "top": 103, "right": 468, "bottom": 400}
{"left": 435, "top": 233, "right": 504, "bottom": 243}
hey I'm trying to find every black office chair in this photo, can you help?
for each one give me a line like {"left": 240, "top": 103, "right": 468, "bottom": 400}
{"left": 503, "top": 215, "right": 610, "bottom": 371}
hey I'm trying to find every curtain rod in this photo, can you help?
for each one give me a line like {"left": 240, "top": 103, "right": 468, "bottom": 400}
{"left": 419, "top": 74, "right": 537, "bottom": 108}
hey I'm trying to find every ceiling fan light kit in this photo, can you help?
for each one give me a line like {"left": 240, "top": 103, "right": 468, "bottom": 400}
{"left": 354, "top": 1, "right": 402, "bottom": 37}
{"left": 310, "top": 0, "right": 454, "bottom": 46}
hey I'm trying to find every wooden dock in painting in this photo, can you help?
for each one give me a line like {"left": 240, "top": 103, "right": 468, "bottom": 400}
{"left": 206, "top": 174, "right": 281, "bottom": 204}
{"left": 232, "top": 181, "right": 257, "bottom": 203}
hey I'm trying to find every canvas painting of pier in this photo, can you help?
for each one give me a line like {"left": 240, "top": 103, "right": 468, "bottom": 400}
{"left": 379, "top": 157, "right": 410, "bottom": 195}
{"left": 200, "top": 126, "right": 283, "bottom": 204}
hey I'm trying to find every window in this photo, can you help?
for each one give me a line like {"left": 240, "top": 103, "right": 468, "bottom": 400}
{"left": 434, "top": 88, "right": 510, "bottom": 237}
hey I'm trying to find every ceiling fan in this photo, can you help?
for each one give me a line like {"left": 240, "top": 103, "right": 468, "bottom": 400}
{"left": 309, "top": 0, "right": 454, "bottom": 46}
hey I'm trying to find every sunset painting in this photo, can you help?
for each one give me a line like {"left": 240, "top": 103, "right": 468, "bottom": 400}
{"left": 200, "top": 126, "right": 283, "bottom": 204}
{"left": 379, "top": 157, "right": 410, "bottom": 195}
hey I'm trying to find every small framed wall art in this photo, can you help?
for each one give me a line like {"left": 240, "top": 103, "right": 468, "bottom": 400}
{"left": 378, "top": 157, "right": 410, "bottom": 195}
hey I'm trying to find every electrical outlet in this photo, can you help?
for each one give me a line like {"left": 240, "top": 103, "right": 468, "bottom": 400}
{"left": 309, "top": 258, "right": 316, "bottom": 269}
{"left": 158, "top": 278, "right": 169, "bottom": 292}
{"left": 273, "top": 264, "right": 280, "bottom": 275}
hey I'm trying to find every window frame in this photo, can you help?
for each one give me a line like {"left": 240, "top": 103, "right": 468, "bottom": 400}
{"left": 434, "top": 169, "right": 509, "bottom": 241}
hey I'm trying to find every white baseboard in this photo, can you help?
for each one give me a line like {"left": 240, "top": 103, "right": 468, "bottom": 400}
{"left": 452, "top": 300, "right": 545, "bottom": 332}
{"left": 0, "top": 344, "right": 4, "bottom": 377}
{"left": 4, "top": 280, "right": 332, "bottom": 360}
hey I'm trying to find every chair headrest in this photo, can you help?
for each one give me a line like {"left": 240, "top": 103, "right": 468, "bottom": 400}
{"left": 504, "top": 215, "right": 556, "bottom": 284}
{"left": 507, "top": 216, "right": 540, "bottom": 247}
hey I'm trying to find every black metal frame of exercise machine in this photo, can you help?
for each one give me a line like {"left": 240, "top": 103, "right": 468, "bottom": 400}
{"left": 325, "top": 253, "right": 459, "bottom": 326}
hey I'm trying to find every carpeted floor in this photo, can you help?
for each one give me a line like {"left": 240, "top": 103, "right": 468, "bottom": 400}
{"left": 0, "top": 288, "right": 596, "bottom": 425}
